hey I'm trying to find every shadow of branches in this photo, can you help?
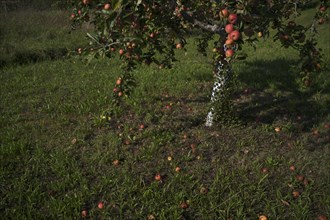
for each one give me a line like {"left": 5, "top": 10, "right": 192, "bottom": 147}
{"left": 236, "top": 58, "right": 329, "bottom": 130}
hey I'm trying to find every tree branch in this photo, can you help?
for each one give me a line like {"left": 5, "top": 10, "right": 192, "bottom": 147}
{"left": 168, "top": 0, "right": 226, "bottom": 37}
{"left": 181, "top": 11, "right": 226, "bottom": 37}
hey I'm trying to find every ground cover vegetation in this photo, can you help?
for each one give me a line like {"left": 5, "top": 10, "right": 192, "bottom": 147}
{"left": 0, "top": 1, "right": 329, "bottom": 219}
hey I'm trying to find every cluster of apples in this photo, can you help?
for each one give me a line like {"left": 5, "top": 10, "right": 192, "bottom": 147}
{"left": 220, "top": 8, "right": 241, "bottom": 59}
{"left": 318, "top": 5, "right": 327, "bottom": 24}
{"left": 113, "top": 77, "right": 124, "bottom": 97}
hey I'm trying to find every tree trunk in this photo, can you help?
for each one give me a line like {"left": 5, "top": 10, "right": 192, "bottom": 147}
{"left": 205, "top": 59, "right": 232, "bottom": 127}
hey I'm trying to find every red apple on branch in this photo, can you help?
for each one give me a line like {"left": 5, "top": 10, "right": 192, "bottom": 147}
{"left": 220, "top": 8, "right": 229, "bottom": 18}
{"left": 225, "top": 24, "right": 235, "bottom": 34}
{"left": 225, "top": 49, "right": 234, "bottom": 58}
{"left": 70, "top": 0, "right": 326, "bottom": 128}
{"left": 228, "top": 30, "right": 241, "bottom": 41}
{"left": 228, "top": 14, "right": 238, "bottom": 24}
{"left": 225, "top": 38, "right": 234, "bottom": 46}
{"left": 104, "top": 3, "right": 111, "bottom": 10}
{"left": 119, "top": 49, "right": 124, "bottom": 55}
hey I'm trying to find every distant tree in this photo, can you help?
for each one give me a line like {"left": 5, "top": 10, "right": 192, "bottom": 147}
{"left": 70, "top": 0, "right": 328, "bottom": 126}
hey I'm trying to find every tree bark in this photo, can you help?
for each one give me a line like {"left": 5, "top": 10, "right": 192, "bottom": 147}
{"left": 205, "top": 59, "right": 232, "bottom": 127}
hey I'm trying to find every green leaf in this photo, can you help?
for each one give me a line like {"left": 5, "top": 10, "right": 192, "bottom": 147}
{"left": 113, "top": 0, "right": 123, "bottom": 11}
{"left": 86, "top": 33, "right": 101, "bottom": 45}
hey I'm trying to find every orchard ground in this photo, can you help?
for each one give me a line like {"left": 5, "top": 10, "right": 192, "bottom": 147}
{"left": 1, "top": 8, "right": 329, "bottom": 219}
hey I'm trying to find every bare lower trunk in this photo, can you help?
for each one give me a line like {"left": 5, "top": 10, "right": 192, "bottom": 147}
{"left": 205, "top": 59, "right": 232, "bottom": 127}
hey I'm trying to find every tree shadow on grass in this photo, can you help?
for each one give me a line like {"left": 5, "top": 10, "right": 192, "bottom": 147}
{"left": 0, "top": 47, "right": 69, "bottom": 68}
{"left": 236, "top": 58, "right": 329, "bottom": 130}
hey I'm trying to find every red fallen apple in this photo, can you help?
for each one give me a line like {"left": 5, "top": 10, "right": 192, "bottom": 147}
{"left": 274, "top": 127, "right": 281, "bottom": 132}
{"left": 104, "top": 3, "right": 111, "bottom": 10}
{"left": 296, "top": 175, "right": 304, "bottom": 182}
{"left": 317, "top": 215, "right": 328, "bottom": 220}
{"left": 118, "top": 91, "right": 123, "bottom": 97}
{"left": 292, "top": 190, "right": 300, "bottom": 198}
{"left": 175, "top": 167, "right": 181, "bottom": 172}
{"left": 225, "top": 49, "right": 234, "bottom": 58}
{"left": 155, "top": 174, "right": 161, "bottom": 181}
{"left": 119, "top": 49, "right": 124, "bottom": 55}
{"left": 139, "top": 124, "right": 145, "bottom": 130}
{"left": 116, "top": 78, "right": 122, "bottom": 85}
{"left": 259, "top": 215, "right": 268, "bottom": 220}
{"left": 70, "top": 13, "right": 75, "bottom": 19}
{"left": 147, "top": 214, "right": 156, "bottom": 220}
{"left": 180, "top": 201, "right": 189, "bottom": 209}
{"left": 289, "top": 165, "right": 295, "bottom": 171}
{"left": 228, "top": 14, "right": 238, "bottom": 24}
{"left": 225, "top": 24, "right": 234, "bottom": 34}
{"left": 228, "top": 30, "right": 240, "bottom": 41}
{"left": 113, "top": 159, "right": 120, "bottom": 166}
{"left": 113, "top": 87, "right": 118, "bottom": 93}
{"left": 81, "top": 210, "right": 88, "bottom": 218}
{"left": 98, "top": 201, "right": 104, "bottom": 209}
{"left": 176, "top": 43, "right": 182, "bottom": 49}
{"left": 261, "top": 167, "right": 269, "bottom": 174}
{"left": 220, "top": 8, "right": 229, "bottom": 18}
{"left": 149, "top": 33, "right": 155, "bottom": 38}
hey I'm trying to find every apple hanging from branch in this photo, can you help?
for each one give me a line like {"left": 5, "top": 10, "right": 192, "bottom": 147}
{"left": 70, "top": 0, "right": 328, "bottom": 126}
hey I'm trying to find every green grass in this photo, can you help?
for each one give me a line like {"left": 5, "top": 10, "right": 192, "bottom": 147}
{"left": 1, "top": 8, "right": 329, "bottom": 219}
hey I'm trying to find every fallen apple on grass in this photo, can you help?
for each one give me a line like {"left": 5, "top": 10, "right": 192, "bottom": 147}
{"left": 180, "top": 201, "right": 189, "bottom": 209}
{"left": 155, "top": 174, "right": 162, "bottom": 181}
{"left": 289, "top": 165, "right": 295, "bottom": 171}
{"left": 98, "top": 201, "right": 104, "bottom": 209}
{"left": 261, "top": 167, "right": 269, "bottom": 174}
{"left": 274, "top": 127, "right": 281, "bottom": 132}
{"left": 317, "top": 215, "right": 328, "bottom": 220}
{"left": 81, "top": 210, "right": 88, "bottom": 218}
{"left": 292, "top": 190, "right": 300, "bottom": 198}
{"left": 296, "top": 175, "right": 304, "bottom": 182}
{"left": 259, "top": 215, "right": 268, "bottom": 220}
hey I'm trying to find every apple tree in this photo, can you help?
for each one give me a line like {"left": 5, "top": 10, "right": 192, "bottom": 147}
{"left": 70, "top": 0, "right": 328, "bottom": 126}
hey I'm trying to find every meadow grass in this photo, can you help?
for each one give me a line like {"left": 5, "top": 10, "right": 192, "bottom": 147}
{"left": 0, "top": 7, "right": 329, "bottom": 219}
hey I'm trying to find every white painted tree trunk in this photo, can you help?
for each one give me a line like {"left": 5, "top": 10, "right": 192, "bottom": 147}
{"left": 205, "top": 60, "right": 232, "bottom": 127}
